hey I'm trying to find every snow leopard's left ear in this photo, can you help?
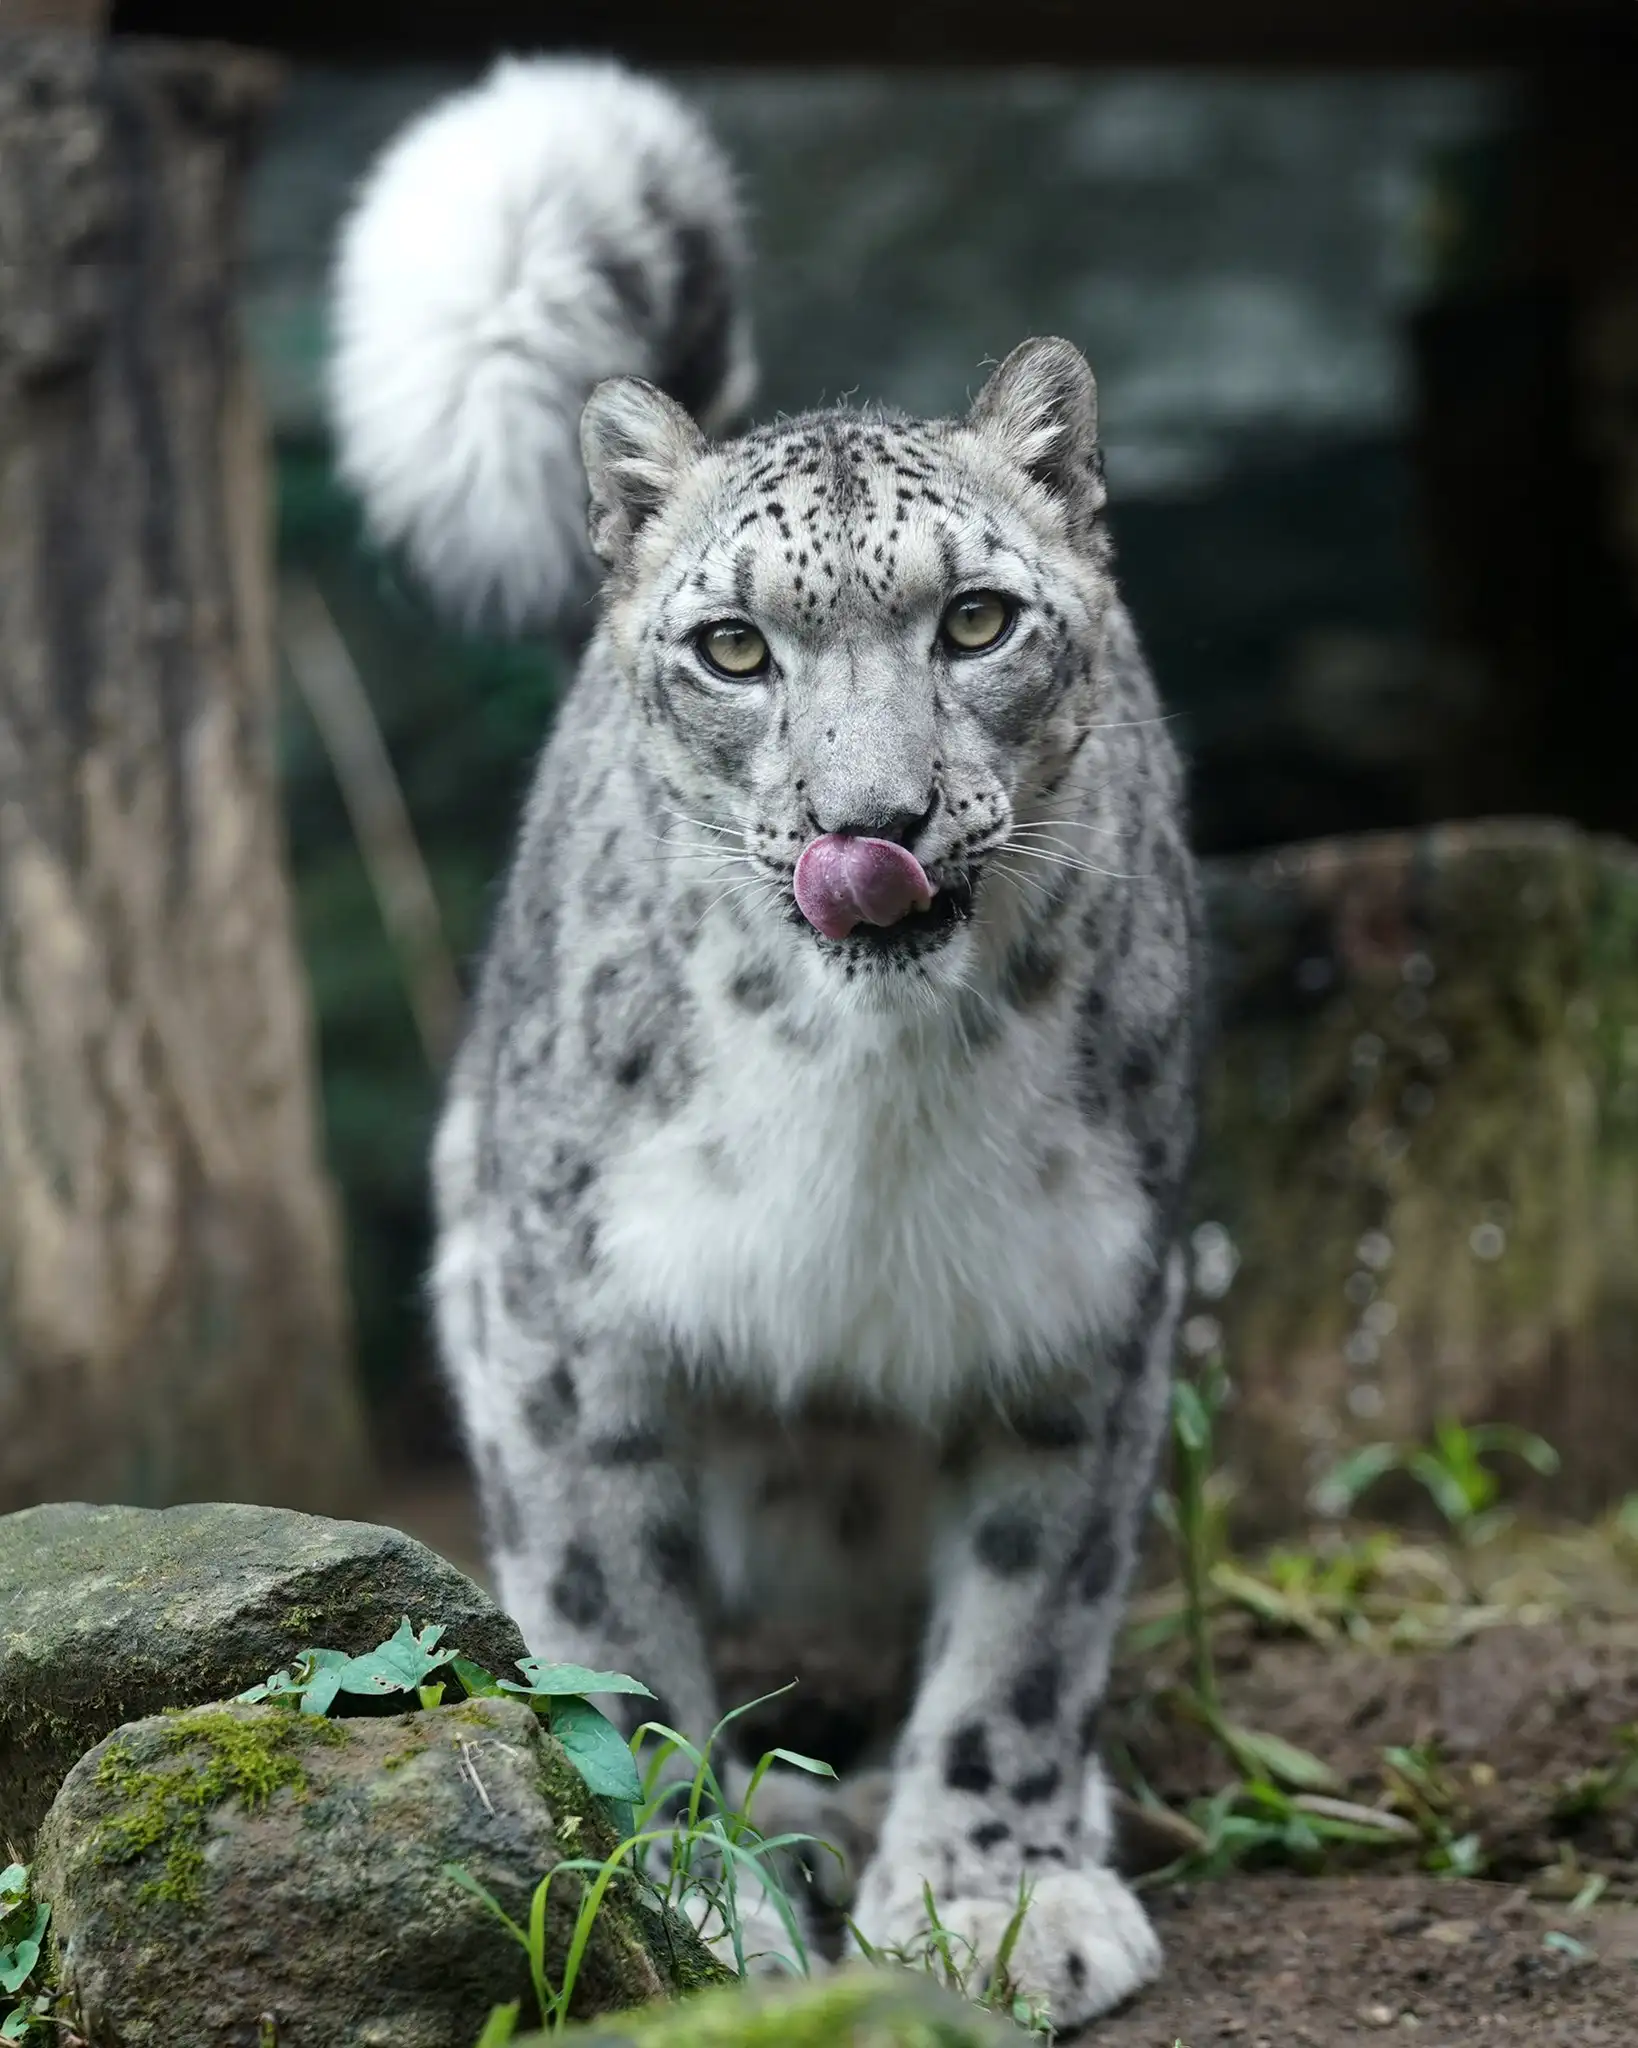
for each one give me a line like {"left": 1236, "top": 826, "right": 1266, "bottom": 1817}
{"left": 968, "top": 338, "right": 1106, "bottom": 538}
{"left": 582, "top": 375, "right": 707, "bottom": 571}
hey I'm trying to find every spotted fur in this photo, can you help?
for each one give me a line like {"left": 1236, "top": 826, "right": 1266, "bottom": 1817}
{"left": 341, "top": 68, "right": 1201, "bottom": 2030}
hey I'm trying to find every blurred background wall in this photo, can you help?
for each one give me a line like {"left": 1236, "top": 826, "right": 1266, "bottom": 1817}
{"left": 268, "top": 63, "right": 1495, "bottom": 1460}
{"left": 235, "top": 51, "right": 1636, "bottom": 1470}
{"left": 7, "top": 0, "right": 1632, "bottom": 1527}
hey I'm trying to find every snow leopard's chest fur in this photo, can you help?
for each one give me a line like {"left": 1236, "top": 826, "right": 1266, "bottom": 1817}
{"left": 597, "top": 924, "right": 1148, "bottom": 1414}
{"left": 442, "top": 407, "right": 1198, "bottom": 1428}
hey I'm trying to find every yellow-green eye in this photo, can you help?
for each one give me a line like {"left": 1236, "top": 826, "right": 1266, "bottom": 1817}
{"left": 697, "top": 619, "right": 770, "bottom": 678}
{"left": 941, "top": 590, "right": 1015, "bottom": 652}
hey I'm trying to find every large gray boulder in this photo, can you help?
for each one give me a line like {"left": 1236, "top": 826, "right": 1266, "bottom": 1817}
{"left": 1193, "top": 820, "right": 1638, "bottom": 1536}
{"left": 34, "top": 1697, "right": 723, "bottom": 2047}
{"left": 0, "top": 1501, "right": 526, "bottom": 1851}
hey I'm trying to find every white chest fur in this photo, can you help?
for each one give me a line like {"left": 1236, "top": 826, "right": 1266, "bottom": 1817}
{"left": 595, "top": 970, "right": 1149, "bottom": 1421}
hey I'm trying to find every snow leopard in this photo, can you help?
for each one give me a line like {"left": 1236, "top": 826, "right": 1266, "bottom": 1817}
{"left": 332, "top": 56, "right": 1200, "bottom": 2029}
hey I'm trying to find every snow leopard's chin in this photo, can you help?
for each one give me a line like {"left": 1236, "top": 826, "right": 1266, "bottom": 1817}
{"left": 780, "top": 867, "right": 982, "bottom": 1005}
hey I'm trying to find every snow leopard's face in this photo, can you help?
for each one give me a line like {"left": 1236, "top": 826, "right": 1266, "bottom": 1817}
{"left": 583, "top": 339, "right": 1114, "bottom": 1003}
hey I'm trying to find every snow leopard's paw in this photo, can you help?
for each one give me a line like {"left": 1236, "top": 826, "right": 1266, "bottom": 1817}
{"left": 851, "top": 1865, "right": 1161, "bottom": 2028}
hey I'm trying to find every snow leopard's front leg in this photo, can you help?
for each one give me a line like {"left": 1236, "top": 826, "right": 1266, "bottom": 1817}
{"left": 467, "top": 1346, "right": 821, "bottom": 1974}
{"left": 852, "top": 1257, "right": 1181, "bottom": 2030}
{"left": 442, "top": 1277, "right": 719, "bottom": 1743}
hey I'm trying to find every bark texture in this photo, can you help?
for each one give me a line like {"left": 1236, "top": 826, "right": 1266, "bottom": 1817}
{"left": 1193, "top": 820, "right": 1638, "bottom": 1537}
{"left": 0, "top": 36, "right": 369, "bottom": 1512}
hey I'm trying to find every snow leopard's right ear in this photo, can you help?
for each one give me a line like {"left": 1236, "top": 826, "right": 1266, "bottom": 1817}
{"left": 582, "top": 376, "right": 707, "bottom": 571}
{"left": 967, "top": 337, "right": 1106, "bottom": 539}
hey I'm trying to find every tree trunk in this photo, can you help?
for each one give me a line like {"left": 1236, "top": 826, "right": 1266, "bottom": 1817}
{"left": 0, "top": 35, "right": 371, "bottom": 1513}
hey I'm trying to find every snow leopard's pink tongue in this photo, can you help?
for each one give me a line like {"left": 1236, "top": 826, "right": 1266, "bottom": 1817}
{"left": 793, "top": 834, "right": 934, "bottom": 941}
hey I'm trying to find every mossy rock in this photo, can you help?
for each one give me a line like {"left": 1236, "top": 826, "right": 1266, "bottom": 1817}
{"left": 33, "top": 1697, "right": 726, "bottom": 2047}
{"left": 543, "top": 1971, "right": 1014, "bottom": 2045}
{"left": 0, "top": 1501, "right": 526, "bottom": 1853}
{"left": 1193, "top": 820, "right": 1638, "bottom": 1536}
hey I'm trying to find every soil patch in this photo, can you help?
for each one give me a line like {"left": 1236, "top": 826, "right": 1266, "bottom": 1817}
{"left": 1109, "top": 1615, "right": 1638, "bottom": 1884}
{"left": 1095, "top": 1873, "right": 1638, "bottom": 2047}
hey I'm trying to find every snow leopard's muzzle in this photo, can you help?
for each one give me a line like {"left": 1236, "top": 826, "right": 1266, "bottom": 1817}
{"left": 785, "top": 832, "right": 981, "bottom": 966}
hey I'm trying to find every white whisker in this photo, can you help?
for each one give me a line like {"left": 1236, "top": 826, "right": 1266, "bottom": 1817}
{"left": 657, "top": 803, "right": 738, "bottom": 839}
{"left": 1009, "top": 817, "right": 1122, "bottom": 841}
{"left": 1008, "top": 829, "right": 1123, "bottom": 859}
{"left": 1085, "top": 712, "right": 1181, "bottom": 733}
{"left": 998, "top": 842, "right": 1145, "bottom": 884}
{"left": 691, "top": 876, "right": 772, "bottom": 932}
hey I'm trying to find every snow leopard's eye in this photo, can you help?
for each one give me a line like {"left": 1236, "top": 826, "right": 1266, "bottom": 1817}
{"left": 696, "top": 619, "right": 770, "bottom": 678}
{"left": 940, "top": 591, "right": 1015, "bottom": 653}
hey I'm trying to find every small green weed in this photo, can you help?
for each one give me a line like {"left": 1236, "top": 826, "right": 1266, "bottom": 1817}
{"left": 1209, "top": 1533, "right": 1403, "bottom": 1646}
{"left": 1135, "top": 1355, "right": 1439, "bottom": 1886}
{"left": 1199, "top": 1531, "right": 1508, "bottom": 1655}
{"left": 627, "top": 1685, "right": 837, "bottom": 1977}
{"left": 1315, "top": 1420, "right": 1560, "bottom": 1545}
{"left": 1137, "top": 1775, "right": 1417, "bottom": 1888}
{"left": 456, "top": 1686, "right": 837, "bottom": 2037}
{"left": 1553, "top": 1725, "right": 1638, "bottom": 1824}
{"left": 849, "top": 1879, "right": 1054, "bottom": 2040}
{"left": 1380, "top": 1744, "right": 1486, "bottom": 1877}
{"left": 1158, "top": 1356, "right": 1339, "bottom": 1799}
{"left": 1611, "top": 1494, "right": 1638, "bottom": 1558}
{"left": 0, "top": 1862, "right": 50, "bottom": 2043}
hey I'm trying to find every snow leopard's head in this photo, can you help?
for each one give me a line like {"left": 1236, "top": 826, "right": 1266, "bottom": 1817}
{"left": 582, "top": 338, "right": 1115, "bottom": 1003}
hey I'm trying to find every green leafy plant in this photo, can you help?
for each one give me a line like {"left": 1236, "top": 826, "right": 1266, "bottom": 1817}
{"left": 458, "top": 1687, "right": 838, "bottom": 2037}
{"left": 1209, "top": 1532, "right": 1405, "bottom": 1646}
{"left": 470, "top": 2006, "right": 522, "bottom": 2048}
{"left": 237, "top": 1623, "right": 650, "bottom": 1808}
{"left": 240, "top": 1617, "right": 464, "bottom": 1715}
{"left": 1123, "top": 1357, "right": 1448, "bottom": 1895}
{"left": 1380, "top": 1744, "right": 1486, "bottom": 1877}
{"left": 1159, "top": 1362, "right": 1338, "bottom": 1797}
{"left": 849, "top": 1878, "right": 1054, "bottom": 2040}
{"left": 0, "top": 1863, "right": 50, "bottom": 2044}
{"left": 1204, "top": 1529, "right": 1512, "bottom": 1654}
{"left": 1553, "top": 1725, "right": 1638, "bottom": 1824}
{"left": 1315, "top": 1420, "right": 1560, "bottom": 1544}
{"left": 623, "top": 1684, "right": 837, "bottom": 1975}
{"left": 1138, "top": 1776, "right": 1415, "bottom": 1888}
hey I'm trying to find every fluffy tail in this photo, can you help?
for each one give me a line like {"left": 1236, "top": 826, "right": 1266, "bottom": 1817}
{"left": 328, "top": 58, "right": 755, "bottom": 634}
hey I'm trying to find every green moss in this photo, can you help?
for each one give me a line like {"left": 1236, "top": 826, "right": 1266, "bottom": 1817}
{"left": 92, "top": 1709, "right": 342, "bottom": 1908}
{"left": 446, "top": 1700, "right": 512, "bottom": 1730}
{"left": 531, "top": 1733, "right": 608, "bottom": 1855}
{"left": 541, "top": 1970, "right": 1005, "bottom": 2044}
{"left": 663, "top": 1917, "right": 733, "bottom": 1999}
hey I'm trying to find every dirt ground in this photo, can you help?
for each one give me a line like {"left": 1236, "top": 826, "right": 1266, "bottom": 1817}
{"left": 384, "top": 1475, "right": 1638, "bottom": 2045}
{"left": 1110, "top": 1614, "right": 1638, "bottom": 1880}
{"left": 1097, "top": 1873, "right": 1638, "bottom": 2047}
{"left": 1095, "top": 1533, "right": 1638, "bottom": 2045}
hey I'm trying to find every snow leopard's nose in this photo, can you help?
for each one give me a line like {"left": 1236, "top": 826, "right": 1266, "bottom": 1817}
{"left": 811, "top": 790, "right": 939, "bottom": 851}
